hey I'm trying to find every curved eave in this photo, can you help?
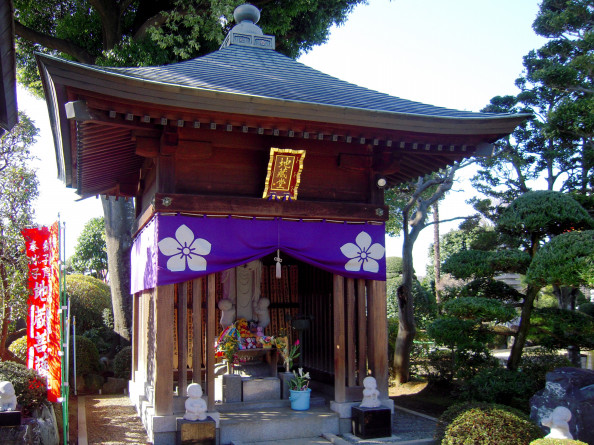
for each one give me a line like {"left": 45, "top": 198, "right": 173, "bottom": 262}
{"left": 38, "top": 54, "right": 528, "bottom": 126}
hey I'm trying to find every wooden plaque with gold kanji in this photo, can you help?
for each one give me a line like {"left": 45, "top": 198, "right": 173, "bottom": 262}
{"left": 262, "top": 147, "right": 306, "bottom": 200}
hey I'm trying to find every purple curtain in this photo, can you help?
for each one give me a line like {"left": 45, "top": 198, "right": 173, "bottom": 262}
{"left": 131, "top": 214, "right": 386, "bottom": 293}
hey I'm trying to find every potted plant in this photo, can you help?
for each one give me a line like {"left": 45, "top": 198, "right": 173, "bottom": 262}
{"left": 288, "top": 368, "right": 311, "bottom": 410}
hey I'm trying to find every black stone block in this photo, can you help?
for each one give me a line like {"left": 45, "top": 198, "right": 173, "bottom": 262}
{"left": 176, "top": 417, "right": 216, "bottom": 445}
{"left": 0, "top": 410, "right": 21, "bottom": 427}
{"left": 351, "top": 406, "right": 392, "bottom": 439}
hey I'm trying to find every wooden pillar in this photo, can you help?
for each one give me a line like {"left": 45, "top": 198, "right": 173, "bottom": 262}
{"left": 346, "top": 278, "right": 356, "bottom": 387}
{"left": 177, "top": 282, "right": 188, "bottom": 396}
{"left": 356, "top": 279, "right": 367, "bottom": 385}
{"left": 192, "top": 278, "right": 202, "bottom": 383}
{"left": 154, "top": 284, "right": 174, "bottom": 416}
{"left": 367, "top": 280, "right": 388, "bottom": 397}
{"left": 140, "top": 291, "right": 150, "bottom": 383}
{"left": 131, "top": 292, "right": 140, "bottom": 382}
{"left": 206, "top": 274, "right": 216, "bottom": 411}
{"left": 333, "top": 274, "right": 346, "bottom": 403}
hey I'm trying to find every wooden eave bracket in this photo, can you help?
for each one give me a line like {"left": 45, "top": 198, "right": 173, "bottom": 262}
{"left": 65, "top": 100, "right": 96, "bottom": 121}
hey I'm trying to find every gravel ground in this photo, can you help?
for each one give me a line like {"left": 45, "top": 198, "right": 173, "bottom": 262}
{"left": 85, "top": 395, "right": 149, "bottom": 444}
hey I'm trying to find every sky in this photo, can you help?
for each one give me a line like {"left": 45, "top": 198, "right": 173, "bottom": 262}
{"left": 20, "top": 0, "right": 547, "bottom": 271}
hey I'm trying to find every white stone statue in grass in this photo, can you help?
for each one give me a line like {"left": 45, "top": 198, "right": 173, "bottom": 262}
{"left": 542, "top": 406, "right": 573, "bottom": 440}
{"left": 184, "top": 383, "right": 207, "bottom": 421}
{"left": 360, "top": 376, "right": 381, "bottom": 408}
{"left": 0, "top": 381, "right": 17, "bottom": 411}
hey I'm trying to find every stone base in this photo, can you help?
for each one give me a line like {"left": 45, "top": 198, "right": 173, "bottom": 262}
{"left": 176, "top": 417, "right": 216, "bottom": 445}
{"left": 242, "top": 377, "right": 280, "bottom": 402}
{"left": 223, "top": 374, "right": 242, "bottom": 403}
{"left": 279, "top": 372, "right": 293, "bottom": 399}
{"left": 0, "top": 411, "right": 21, "bottom": 427}
{"left": 351, "top": 406, "right": 392, "bottom": 439}
{"left": 0, "top": 424, "right": 32, "bottom": 444}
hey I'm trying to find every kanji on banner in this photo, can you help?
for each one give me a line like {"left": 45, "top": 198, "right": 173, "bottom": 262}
{"left": 22, "top": 223, "right": 61, "bottom": 403}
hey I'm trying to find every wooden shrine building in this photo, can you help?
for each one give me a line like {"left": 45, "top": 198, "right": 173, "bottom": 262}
{"left": 37, "top": 4, "right": 525, "bottom": 444}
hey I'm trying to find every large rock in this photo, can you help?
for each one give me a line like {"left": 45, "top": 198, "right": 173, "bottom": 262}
{"left": 530, "top": 367, "right": 594, "bottom": 443}
{"left": 29, "top": 403, "right": 59, "bottom": 445}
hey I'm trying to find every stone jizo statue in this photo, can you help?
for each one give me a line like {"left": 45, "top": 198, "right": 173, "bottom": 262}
{"left": 254, "top": 297, "right": 271, "bottom": 328}
{"left": 218, "top": 298, "right": 236, "bottom": 329}
{"left": 360, "top": 376, "right": 381, "bottom": 408}
{"left": 542, "top": 406, "right": 573, "bottom": 440}
{"left": 0, "top": 381, "right": 17, "bottom": 411}
{"left": 184, "top": 383, "right": 207, "bottom": 421}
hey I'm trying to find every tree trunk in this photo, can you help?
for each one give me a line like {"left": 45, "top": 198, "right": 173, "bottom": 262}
{"left": 507, "top": 284, "right": 539, "bottom": 370}
{"left": 433, "top": 203, "right": 441, "bottom": 303}
{"left": 101, "top": 196, "right": 134, "bottom": 343}
{"left": 554, "top": 285, "right": 581, "bottom": 366}
{"left": 393, "top": 231, "right": 416, "bottom": 384}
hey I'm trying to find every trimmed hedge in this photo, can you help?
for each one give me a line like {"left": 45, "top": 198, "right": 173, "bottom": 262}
{"left": 0, "top": 361, "right": 47, "bottom": 415}
{"left": 66, "top": 274, "right": 112, "bottom": 333}
{"left": 8, "top": 335, "right": 27, "bottom": 362}
{"left": 113, "top": 346, "right": 132, "bottom": 379}
{"left": 70, "top": 335, "right": 100, "bottom": 377}
{"left": 531, "top": 440, "right": 588, "bottom": 445}
{"left": 443, "top": 405, "right": 543, "bottom": 444}
{"left": 437, "top": 402, "right": 542, "bottom": 444}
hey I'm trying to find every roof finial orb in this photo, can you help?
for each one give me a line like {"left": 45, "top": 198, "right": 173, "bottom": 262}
{"left": 234, "top": 4, "right": 260, "bottom": 24}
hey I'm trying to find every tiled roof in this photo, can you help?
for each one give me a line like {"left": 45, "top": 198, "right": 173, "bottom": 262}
{"left": 97, "top": 44, "right": 500, "bottom": 120}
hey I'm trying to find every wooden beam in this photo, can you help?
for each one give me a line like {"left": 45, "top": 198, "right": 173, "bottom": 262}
{"left": 154, "top": 284, "right": 174, "bottom": 415}
{"left": 137, "top": 192, "right": 386, "bottom": 226}
{"left": 206, "top": 274, "right": 216, "bottom": 411}
{"left": 346, "top": 278, "right": 356, "bottom": 387}
{"left": 357, "top": 279, "right": 367, "bottom": 386}
{"left": 367, "top": 280, "right": 388, "bottom": 398}
{"left": 177, "top": 282, "right": 188, "bottom": 396}
{"left": 333, "top": 274, "right": 346, "bottom": 403}
{"left": 192, "top": 278, "right": 203, "bottom": 384}
{"left": 156, "top": 156, "right": 176, "bottom": 193}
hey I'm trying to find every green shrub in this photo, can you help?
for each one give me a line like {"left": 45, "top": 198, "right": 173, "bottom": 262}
{"left": 71, "top": 335, "right": 100, "bottom": 377}
{"left": 459, "top": 366, "right": 537, "bottom": 412}
{"left": 578, "top": 302, "right": 594, "bottom": 317}
{"left": 113, "top": 346, "right": 132, "bottom": 379}
{"left": 519, "top": 349, "right": 573, "bottom": 391}
{"left": 8, "top": 335, "right": 28, "bottom": 362}
{"left": 531, "top": 440, "right": 588, "bottom": 445}
{"left": 67, "top": 274, "right": 113, "bottom": 332}
{"left": 440, "top": 403, "right": 543, "bottom": 445}
{"left": 0, "top": 361, "right": 47, "bottom": 415}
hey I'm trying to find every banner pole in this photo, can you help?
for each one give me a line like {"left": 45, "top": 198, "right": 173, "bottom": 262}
{"left": 60, "top": 221, "right": 69, "bottom": 444}
{"left": 73, "top": 316, "right": 77, "bottom": 396}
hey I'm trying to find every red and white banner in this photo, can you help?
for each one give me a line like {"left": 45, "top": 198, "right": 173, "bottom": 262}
{"left": 22, "top": 223, "right": 61, "bottom": 402}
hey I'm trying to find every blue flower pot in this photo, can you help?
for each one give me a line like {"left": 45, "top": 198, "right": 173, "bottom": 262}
{"left": 289, "top": 388, "right": 311, "bottom": 410}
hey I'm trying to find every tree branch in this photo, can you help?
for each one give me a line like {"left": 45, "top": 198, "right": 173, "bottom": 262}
{"left": 423, "top": 215, "right": 476, "bottom": 228}
{"left": 14, "top": 21, "right": 96, "bottom": 64}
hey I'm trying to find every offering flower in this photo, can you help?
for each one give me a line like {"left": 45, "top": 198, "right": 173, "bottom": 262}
{"left": 288, "top": 367, "right": 310, "bottom": 391}
{"left": 275, "top": 335, "right": 300, "bottom": 372}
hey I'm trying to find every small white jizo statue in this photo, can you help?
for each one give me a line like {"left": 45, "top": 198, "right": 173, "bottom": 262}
{"left": 254, "top": 297, "right": 271, "bottom": 329}
{"left": 542, "top": 406, "right": 573, "bottom": 440}
{"left": 0, "top": 381, "right": 17, "bottom": 411}
{"left": 184, "top": 383, "right": 207, "bottom": 421}
{"left": 360, "top": 376, "right": 381, "bottom": 408}
{"left": 218, "top": 298, "right": 236, "bottom": 329}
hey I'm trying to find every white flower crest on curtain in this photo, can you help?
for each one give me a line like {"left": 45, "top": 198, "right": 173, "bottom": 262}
{"left": 340, "top": 231, "right": 385, "bottom": 273}
{"left": 158, "top": 224, "right": 212, "bottom": 272}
